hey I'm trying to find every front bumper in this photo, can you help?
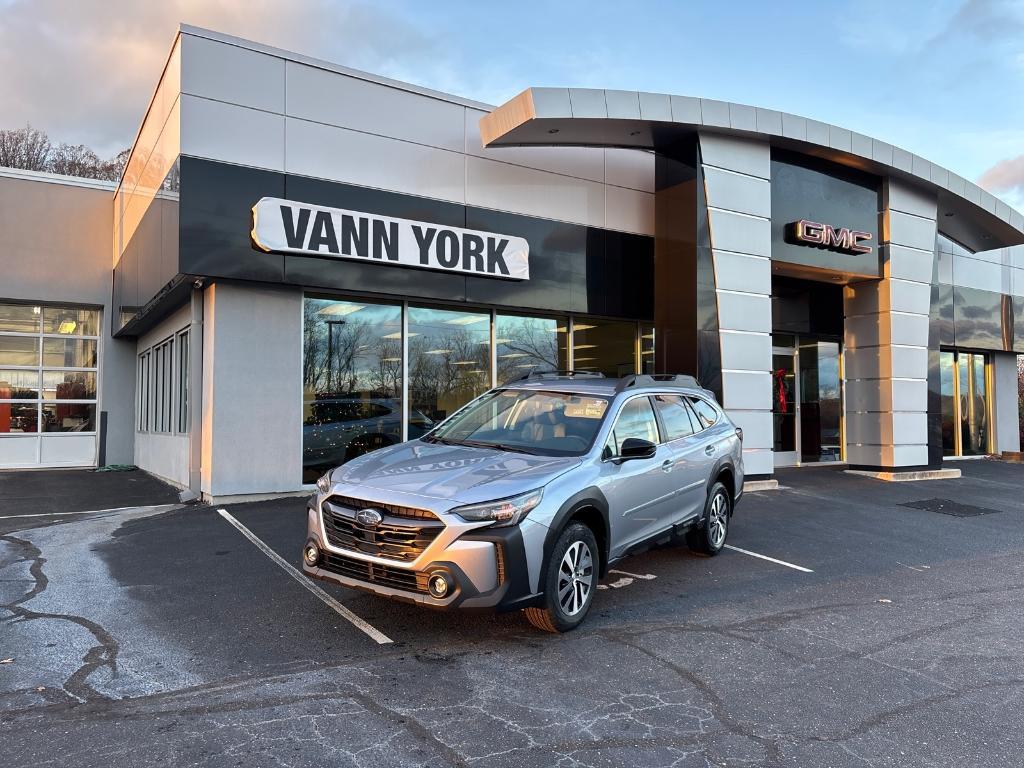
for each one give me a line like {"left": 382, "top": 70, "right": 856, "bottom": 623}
{"left": 302, "top": 495, "right": 541, "bottom": 611}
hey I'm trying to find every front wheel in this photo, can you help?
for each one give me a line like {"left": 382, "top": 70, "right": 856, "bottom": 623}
{"left": 686, "top": 481, "right": 731, "bottom": 555}
{"left": 523, "top": 522, "right": 599, "bottom": 633}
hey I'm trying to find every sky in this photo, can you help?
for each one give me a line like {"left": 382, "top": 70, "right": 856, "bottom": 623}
{"left": 0, "top": 0, "right": 1021, "bottom": 212}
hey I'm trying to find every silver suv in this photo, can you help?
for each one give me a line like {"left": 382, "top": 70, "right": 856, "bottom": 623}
{"left": 302, "top": 373, "right": 744, "bottom": 632}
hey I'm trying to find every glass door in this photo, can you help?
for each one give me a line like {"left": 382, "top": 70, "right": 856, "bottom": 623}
{"left": 772, "top": 341, "right": 799, "bottom": 467}
{"left": 940, "top": 350, "right": 992, "bottom": 457}
{"left": 799, "top": 340, "right": 842, "bottom": 463}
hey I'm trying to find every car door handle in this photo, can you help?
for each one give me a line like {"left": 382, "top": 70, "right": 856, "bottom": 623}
{"left": 661, "top": 459, "right": 674, "bottom": 472}
{"left": 704, "top": 445, "right": 716, "bottom": 456}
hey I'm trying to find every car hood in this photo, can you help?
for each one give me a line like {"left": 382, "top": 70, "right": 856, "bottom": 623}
{"left": 332, "top": 440, "right": 582, "bottom": 505}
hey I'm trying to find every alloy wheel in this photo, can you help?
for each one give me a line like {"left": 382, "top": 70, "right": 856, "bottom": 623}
{"left": 708, "top": 492, "right": 728, "bottom": 548}
{"left": 557, "top": 540, "right": 594, "bottom": 616}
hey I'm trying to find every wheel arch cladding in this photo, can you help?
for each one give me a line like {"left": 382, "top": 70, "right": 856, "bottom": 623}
{"left": 542, "top": 488, "right": 611, "bottom": 580}
{"left": 713, "top": 461, "right": 736, "bottom": 510}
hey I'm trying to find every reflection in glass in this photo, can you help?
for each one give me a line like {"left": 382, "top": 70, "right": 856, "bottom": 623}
{"left": 772, "top": 353, "right": 796, "bottom": 453}
{"left": 1018, "top": 355, "right": 1023, "bottom": 451}
{"left": 302, "top": 299, "right": 408, "bottom": 482}
{"left": 0, "top": 304, "right": 41, "bottom": 334}
{"left": 495, "top": 314, "right": 567, "bottom": 384}
{"left": 940, "top": 351, "right": 956, "bottom": 456}
{"left": 0, "top": 336, "right": 39, "bottom": 365}
{"left": 0, "top": 369, "right": 40, "bottom": 399}
{"left": 960, "top": 352, "right": 988, "bottom": 456}
{"left": 640, "top": 326, "right": 655, "bottom": 374}
{"left": 409, "top": 306, "right": 491, "bottom": 424}
{"left": 0, "top": 403, "right": 38, "bottom": 433}
{"left": 43, "top": 338, "right": 97, "bottom": 368}
{"left": 42, "top": 371, "right": 96, "bottom": 400}
{"left": 572, "top": 320, "right": 636, "bottom": 378}
{"left": 41, "top": 402, "right": 95, "bottom": 432}
{"left": 799, "top": 341, "right": 841, "bottom": 462}
{"left": 42, "top": 307, "right": 99, "bottom": 336}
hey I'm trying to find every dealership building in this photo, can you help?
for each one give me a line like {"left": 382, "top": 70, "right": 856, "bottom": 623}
{"left": 2, "top": 25, "right": 1024, "bottom": 500}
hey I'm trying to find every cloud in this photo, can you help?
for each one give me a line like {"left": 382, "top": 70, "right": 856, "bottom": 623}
{"left": 978, "top": 155, "right": 1024, "bottom": 214}
{"left": 0, "top": 0, "right": 450, "bottom": 156}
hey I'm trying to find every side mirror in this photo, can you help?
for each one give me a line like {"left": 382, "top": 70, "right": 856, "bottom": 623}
{"left": 618, "top": 437, "right": 657, "bottom": 461}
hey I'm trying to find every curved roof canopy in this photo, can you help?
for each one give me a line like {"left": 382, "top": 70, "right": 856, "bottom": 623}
{"left": 481, "top": 88, "right": 1024, "bottom": 251}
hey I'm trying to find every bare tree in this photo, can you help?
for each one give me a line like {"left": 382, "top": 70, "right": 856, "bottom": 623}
{"left": 97, "top": 148, "right": 131, "bottom": 182}
{"left": 49, "top": 142, "right": 101, "bottom": 177}
{"left": 0, "top": 124, "right": 51, "bottom": 171}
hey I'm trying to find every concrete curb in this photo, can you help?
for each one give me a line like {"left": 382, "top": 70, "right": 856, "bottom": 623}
{"left": 844, "top": 468, "right": 961, "bottom": 482}
{"left": 743, "top": 479, "right": 780, "bottom": 492}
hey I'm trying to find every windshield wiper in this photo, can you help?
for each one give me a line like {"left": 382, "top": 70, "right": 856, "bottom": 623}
{"left": 458, "top": 439, "right": 540, "bottom": 455}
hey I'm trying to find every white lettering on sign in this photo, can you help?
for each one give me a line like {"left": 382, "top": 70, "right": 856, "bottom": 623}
{"left": 251, "top": 198, "right": 530, "bottom": 280}
{"left": 789, "top": 219, "right": 873, "bottom": 254}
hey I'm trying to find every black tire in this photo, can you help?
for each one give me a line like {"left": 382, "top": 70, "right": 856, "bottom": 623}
{"left": 686, "top": 481, "right": 731, "bottom": 556}
{"left": 523, "top": 522, "right": 599, "bottom": 633}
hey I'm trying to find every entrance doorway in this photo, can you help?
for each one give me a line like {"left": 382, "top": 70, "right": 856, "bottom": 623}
{"left": 772, "top": 335, "right": 843, "bottom": 467}
{"left": 939, "top": 350, "right": 991, "bottom": 457}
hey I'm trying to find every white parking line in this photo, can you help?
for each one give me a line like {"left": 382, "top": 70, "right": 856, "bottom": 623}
{"left": 217, "top": 508, "right": 393, "bottom": 645}
{"left": 0, "top": 503, "right": 181, "bottom": 520}
{"left": 723, "top": 544, "right": 814, "bottom": 573}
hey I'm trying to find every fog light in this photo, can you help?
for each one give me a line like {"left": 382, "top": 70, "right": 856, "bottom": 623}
{"left": 303, "top": 543, "right": 320, "bottom": 567}
{"left": 427, "top": 573, "right": 451, "bottom": 599}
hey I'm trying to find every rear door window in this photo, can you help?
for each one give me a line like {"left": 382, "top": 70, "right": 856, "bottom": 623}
{"left": 652, "top": 394, "right": 698, "bottom": 442}
{"left": 688, "top": 397, "right": 720, "bottom": 428}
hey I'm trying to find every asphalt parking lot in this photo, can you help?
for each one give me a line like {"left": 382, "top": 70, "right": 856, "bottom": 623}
{"left": 3, "top": 461, "right": 1024, "bottom": 767}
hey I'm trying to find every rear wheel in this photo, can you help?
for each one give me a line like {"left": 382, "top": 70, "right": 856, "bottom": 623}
{"left": 686, "top": 481, "right": 730, "bottom": 556}
{"left": 524, "top": 522, "right": 598, "bottom": 633}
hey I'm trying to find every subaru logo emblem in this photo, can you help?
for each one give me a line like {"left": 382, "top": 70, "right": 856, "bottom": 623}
{"left": 355, "top": 508, "right": 383, "bottom": 527}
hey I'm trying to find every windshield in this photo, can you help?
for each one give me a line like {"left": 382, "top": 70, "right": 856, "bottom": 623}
{"left": 425, "top": 389, "right": 611, "bottom": 456}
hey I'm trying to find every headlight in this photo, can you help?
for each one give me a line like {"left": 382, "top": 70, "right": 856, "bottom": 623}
{"left": 316, "top": 472, "right": 333, "bottom": 495}
{"left": 450, "top": 489, "right": 543, "bottom": 527}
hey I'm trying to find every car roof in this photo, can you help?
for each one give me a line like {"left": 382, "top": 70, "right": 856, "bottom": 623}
{"left": 501, "top": 374, "right": 716, "bottom": 400}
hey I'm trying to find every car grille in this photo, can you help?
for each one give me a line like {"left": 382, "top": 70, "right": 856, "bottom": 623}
{"left": 319, "top": 551, "right": 429, "bottom": 594}
{"left": 328, "top": 495, "right": 439, "bottom": 521}
{"left": 322, "top": 497, "right": 444, "bottom": 562}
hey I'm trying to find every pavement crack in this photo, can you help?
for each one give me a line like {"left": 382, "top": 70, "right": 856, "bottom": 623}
{"left": 0, "top": 534, "right": 119, "bottom": 703}
{"left": 602, "top": 630, "right": 782, "bottom": 767}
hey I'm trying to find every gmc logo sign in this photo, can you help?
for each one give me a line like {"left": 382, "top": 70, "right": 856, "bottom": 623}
{"left": 788, "top": 219, "right": 873, "bottom": 254}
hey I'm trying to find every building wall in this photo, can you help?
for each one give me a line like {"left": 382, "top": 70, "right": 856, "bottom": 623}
{"left": 993, "top": 352, "right": 1021, "bottom": 454}
{"left": 201, "top": 282, "right": 303, "bottom": 498}
{"left": 0, "top": 170, "right": 134, "bottom": 466}
{"left": 176, "top": 30, "right": 654, "bottom": 240}
{"left": 134, "top": 303, "right": 191, "bottom": 486}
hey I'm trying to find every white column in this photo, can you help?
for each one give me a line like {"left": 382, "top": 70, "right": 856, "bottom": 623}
{"left": 699, "top": 134, "right": 774, "bottom": 476}
{"left": 845, "top": 179, "right": 936, "bottom": 468}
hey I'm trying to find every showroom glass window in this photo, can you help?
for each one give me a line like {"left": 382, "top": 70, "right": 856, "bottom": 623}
{"left": 302, "top": 298, "right": 403, "bottom": 483}
{"left": 495, "top": 313, "right": 568, "bottom": 384}
{"left": 572, "top": 319, "right": 638, "bottom": 377}
{"left": 0, "top": 303, "right": 99, "bottom": 435}
{"left": 640, "top": 325, "right": 655, "bottom": 374}
{"left": 408, "top": 306, "right": 491, "bottom": 424}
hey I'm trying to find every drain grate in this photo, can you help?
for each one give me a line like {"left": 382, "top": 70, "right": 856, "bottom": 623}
{"left": 899, "top": 498, "right": 1001, "bottom": 517}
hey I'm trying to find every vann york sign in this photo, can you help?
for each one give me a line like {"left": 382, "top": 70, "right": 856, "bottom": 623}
{"left": 251, "top": 198, "right": 530, "bottom": 280}
{"left": 787, "top": 219, "right": 873, "bottom": 255}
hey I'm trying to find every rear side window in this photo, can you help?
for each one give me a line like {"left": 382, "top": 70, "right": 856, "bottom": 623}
{"left": 652, "top": 394, "right": 697, "bottom": 441}
{"left": 605, "top": 397, "right": 660, "bottom": 456}
{"left": 689, "top": 397, "right": 720, "bottom": 428}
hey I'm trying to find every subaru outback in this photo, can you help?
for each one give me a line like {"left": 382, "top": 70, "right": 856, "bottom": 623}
{"left": 302, "top": 373, "right": 744, "bottom": 632}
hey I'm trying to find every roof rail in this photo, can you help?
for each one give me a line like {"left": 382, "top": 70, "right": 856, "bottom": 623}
{"left": 510, "top": 370, "right": 606, "bottom": 383}
{"left": 614, "top": 374, "right": 702, "bottom": 393}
